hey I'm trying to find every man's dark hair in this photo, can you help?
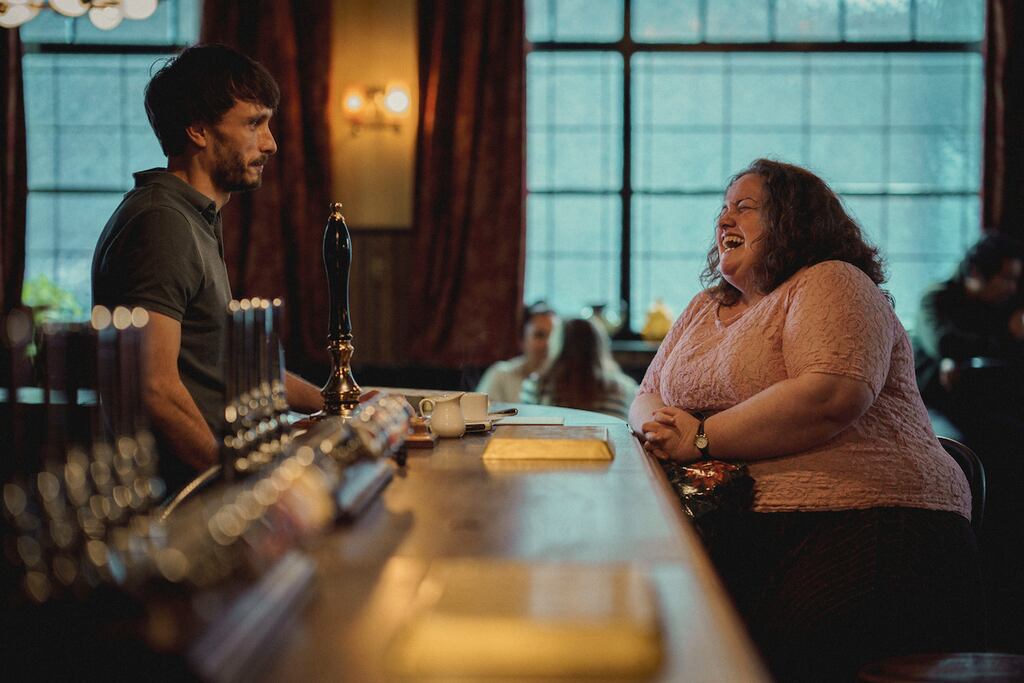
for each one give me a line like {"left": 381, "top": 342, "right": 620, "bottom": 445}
{"left": 144, "top": 44, "right": 280, "bottom": 157}
{"left": 958, "top": 233, "right": 1024, "bottom": 281}
{"left": 521, "top": 301, "right": 556, "bottom": 337}
{"left": 702, "top": 158, "right": 888, "bottom": 306}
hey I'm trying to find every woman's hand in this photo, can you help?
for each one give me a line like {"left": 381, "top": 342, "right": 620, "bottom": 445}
{"left": 641, "top": 407, "right": 701, "bottom": 462}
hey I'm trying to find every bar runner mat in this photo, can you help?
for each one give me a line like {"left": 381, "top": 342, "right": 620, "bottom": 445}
{"left": 482, "top": 426, "right": 612, "bottom": 461}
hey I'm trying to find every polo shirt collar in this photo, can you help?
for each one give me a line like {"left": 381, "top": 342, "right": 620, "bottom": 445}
{"left": 133, "top": 168, "right": 220, "bottom": 226}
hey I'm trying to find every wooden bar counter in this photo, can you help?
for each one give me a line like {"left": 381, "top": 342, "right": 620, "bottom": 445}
{"left": 263, "top": 404, "right": 770, "bottom": 682}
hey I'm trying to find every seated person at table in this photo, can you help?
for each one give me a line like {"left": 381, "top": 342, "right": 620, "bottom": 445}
{"left": 520, "top": 317, "right": 637, "bottom": 419}
{"left": 631, "top": 159, "right": 982, "bottom": 681}
{"left": 476, "top": 302, "right": 557, "bottom": 403}
{"left": 914, "top": 234, "right": 1024, "bottom": 652}
{"left": 913, "top": 233, "right": 1024, "bottom": 436}
{"left": 92, "top": 45, "right": 322, "bottom": 493}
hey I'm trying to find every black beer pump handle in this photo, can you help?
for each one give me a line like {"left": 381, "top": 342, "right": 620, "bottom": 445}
{"left": 323, "top": 202, "right": 352, "bottom": 340}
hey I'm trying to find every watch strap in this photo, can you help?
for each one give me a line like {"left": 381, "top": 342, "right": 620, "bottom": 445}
{"left": 692, "top": 411, "right": 710, "bottom": 459}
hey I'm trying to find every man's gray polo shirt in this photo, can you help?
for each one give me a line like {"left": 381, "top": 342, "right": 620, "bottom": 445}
{"left": 92, "top": 169, "right": 231, "bottom": 447}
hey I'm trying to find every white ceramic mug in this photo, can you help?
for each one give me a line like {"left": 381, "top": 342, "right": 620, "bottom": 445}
{"left": 419, "top": 393, "right": 465, "bottom": 438}
{"left": 461, "top": 392, "right": 489, "bottom": 422}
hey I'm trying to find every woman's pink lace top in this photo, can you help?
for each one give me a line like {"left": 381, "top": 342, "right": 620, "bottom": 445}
{"left": 640, "top": 261, "right": 971, "bottom": 519}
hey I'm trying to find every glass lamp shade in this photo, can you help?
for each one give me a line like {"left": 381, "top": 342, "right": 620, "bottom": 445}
{"left": 49, "top": 0, "right": 90, "bottom": 18}
{"left": 0, "top": 4, "right": 40, "bottom": 28}
{"left": 89, "top": 4, "right": 124, "bottom": 30}
{"left": 383, "top": 83, "right": 411, "bottom": 115}
{"left": 122, "top": 0, "right": 158, "bottom": 20}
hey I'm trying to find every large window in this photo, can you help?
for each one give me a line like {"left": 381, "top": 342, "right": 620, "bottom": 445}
{"left": 20, "top": 1, "right": 200, "bottom": 318}
{"left": 524, "top": 0, "right": 985, "bottom": 332}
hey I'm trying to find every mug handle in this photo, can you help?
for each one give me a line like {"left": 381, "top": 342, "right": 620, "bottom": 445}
{"left": 419, "top": 398, "right": 435, "bottom": 415}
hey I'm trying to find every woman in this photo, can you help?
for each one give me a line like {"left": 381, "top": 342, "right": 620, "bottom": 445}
{"left": 630, "top": 159, "right": 982, "bottom": 681}
{"left": 521, "top": 317, "right": 637, "bottom": 419}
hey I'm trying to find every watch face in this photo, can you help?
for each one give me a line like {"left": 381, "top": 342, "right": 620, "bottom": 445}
{"left": 695, "top": 435, "right": 709, "bottom": 449}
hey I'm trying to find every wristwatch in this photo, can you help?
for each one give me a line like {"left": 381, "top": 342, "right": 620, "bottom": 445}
{"left": 692, "top": 412, "right": 710, "bottom": 459}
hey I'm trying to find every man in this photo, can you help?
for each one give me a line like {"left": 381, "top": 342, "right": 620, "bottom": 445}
{"left": 476, "top": 302, "right": 558, "bottom": 402}
{"left": 92, "top": 44, "right": 322, "bottom": 491}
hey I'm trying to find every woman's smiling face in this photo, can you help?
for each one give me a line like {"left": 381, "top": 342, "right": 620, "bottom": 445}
{"left": 717, "top": 173, "right": 766, "bottom": 302}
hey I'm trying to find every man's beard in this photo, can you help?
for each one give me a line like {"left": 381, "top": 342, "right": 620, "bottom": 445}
{"left": 211, "top": 144, "right": 266, "bottom": 194}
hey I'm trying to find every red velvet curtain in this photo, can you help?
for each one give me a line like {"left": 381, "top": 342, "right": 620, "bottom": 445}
{"left": 1, "top": 28, "right": 27, "bottom": 314}
{"left": 983, "top": 0, "right": 1024, "bottom": 237}
{"left": 200, "top": 1, "right": 333, "bottom": 374}
{"left": 409, "top": 0, "right": 525, "bottom": 366}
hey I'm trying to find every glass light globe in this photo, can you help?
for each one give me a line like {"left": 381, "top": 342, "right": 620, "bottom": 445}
{"left": 122, "top": 0, "right": 158, "bottom": 20}
{"left": 89, "top": 5, "right": 123, "bottom": 30}
{"left": 49, "top": 0, "right": 89, "bottom": 18}
{"left": 383, "top": 84, "right": 410, "bottom": 115}
{"left": 0, "top": 4, "right": 39, "bottom": 28}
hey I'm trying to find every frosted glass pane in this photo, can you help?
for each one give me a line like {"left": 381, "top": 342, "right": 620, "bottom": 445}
{"left": 706, "top": 0, "right": 770, "bottom": 42}
{"left": 631, "top": 195, "right": 718, "bottom": 330}
{"left": 527, "top": 194, "right": 620, "bottom": 255}
{"left": 55, "top": 253, "right": 94, "bottom": 315}
{"left": 56, "top": 193, "right": 123, "bottom": 250}
{"left": 57, "top": 129, "right": 125, "bottom": 189}
{"left": 886, "top": 196, "right": 975, "bottom": 258}
{"left": 26, "top": 194, "right": 57, "bottom": 252}
{"left": 729, "top": 132, "right": 805, "bottom": 172}
{"left": 127, "top": 131, "right": 167, "bottom": 170}
{"left": 888, "top": 258, "right": 962, "bottom": 328}
{"left": 632, "top": 195, "right": 719, "bottom": 255}
{"left": 809, "top": 56, "right": 887, "bottom": 126}
{"left": 57, "top": 64, "right": 123, "bottom": 127}
{"left": 22, "top": 56, "right": 56, "bottom": 125}
{"left": 890, "top": 54, "right": 973, "bottom": 127}
{"left": 729, "top": 56, "right": 804, "bottom": 126}
{"left": 809, "top": 132, "right": 886, "bottom": 191}
{"left": 888, "top": 131, "right": 971, "bottom": 191}
{"left": 525, "top": 194, "right": 621, "bottom": 319}
{"left": 635, "top": 131, "right": 726, "bottom": 191}
{"left": 915, "top": 0, "right": 985, "bottom": 41}
{"left": 631, "top": 0, "right": 701, "bottom": 43}
{"left": 846, "top": 0, "right": 912, "bottom": 40}
{"left": 775, "top": 0, "right": 841, "bottom": 40}
{"left": 527, "top": 53, "right": 623, "bottom": 191}
{"left": 526, "top": 0, "right": 623, "bottom": 42}
{"left": 24, "top": 252, "right": 57, "bottom": 283}
{"left": 633, "top": 54, "right": 726, "bottom": 127}
{"left": 18, "top": 10, "right": 70, "bottom": 42}
{"left": 554, "top": 258, "right": 620, "bottom": 317}
{"left": 27, "top": 130, "right": 56, "bottom": 189}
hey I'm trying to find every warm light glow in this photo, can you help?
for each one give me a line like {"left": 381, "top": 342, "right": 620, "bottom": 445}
{"left": 342, "top": 86, "right": 367, "bottom": 115}
{"left": 49, "top": 0, "right": 89, "bottom": 18}
{"left": 89, "top": 4, "right": 124, "bottom": 30}
{"left": 342, "top": 82, "right": 411, "bottom": 135}
{"left": 383, "top": 83, "right": 411, "bottom": 116}
{"left": 0, "top": 4, "right": 39, "bottom": 28}
{"left": 122, "top": 0, "right": 158, "bottom": 20}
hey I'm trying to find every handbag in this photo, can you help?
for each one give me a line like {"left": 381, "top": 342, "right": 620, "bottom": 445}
{"left": 659, "top": 459, "right": 754, "bottom": 542}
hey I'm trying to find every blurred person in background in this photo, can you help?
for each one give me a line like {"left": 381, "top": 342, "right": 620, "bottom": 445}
{"left": 476, "top": 302, "right": 558, "bottom": 402}
{"left": 520, "top": 317, "right": 637, "bottom": 419}
{"left": 913, "top": 233, "right": 1024, "bottom": 438}
{"left": 914, "top": 232, "right": 1024, "bottom": 652}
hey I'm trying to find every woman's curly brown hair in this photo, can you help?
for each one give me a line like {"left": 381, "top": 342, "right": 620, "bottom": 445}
{"left": 701, "top": 158, "right": 889, "bottom": 306}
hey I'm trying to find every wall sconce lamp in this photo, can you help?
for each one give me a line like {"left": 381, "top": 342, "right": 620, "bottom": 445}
{"left": 341, "top": 82, "right": 411, "bottom": 136}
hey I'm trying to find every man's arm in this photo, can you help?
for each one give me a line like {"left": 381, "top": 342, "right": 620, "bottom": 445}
{"left": 142, "top": 311, "right": 220, "bottom": 471}
{"left": 285, "top": 371, "right": 323, "bottom": 414}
